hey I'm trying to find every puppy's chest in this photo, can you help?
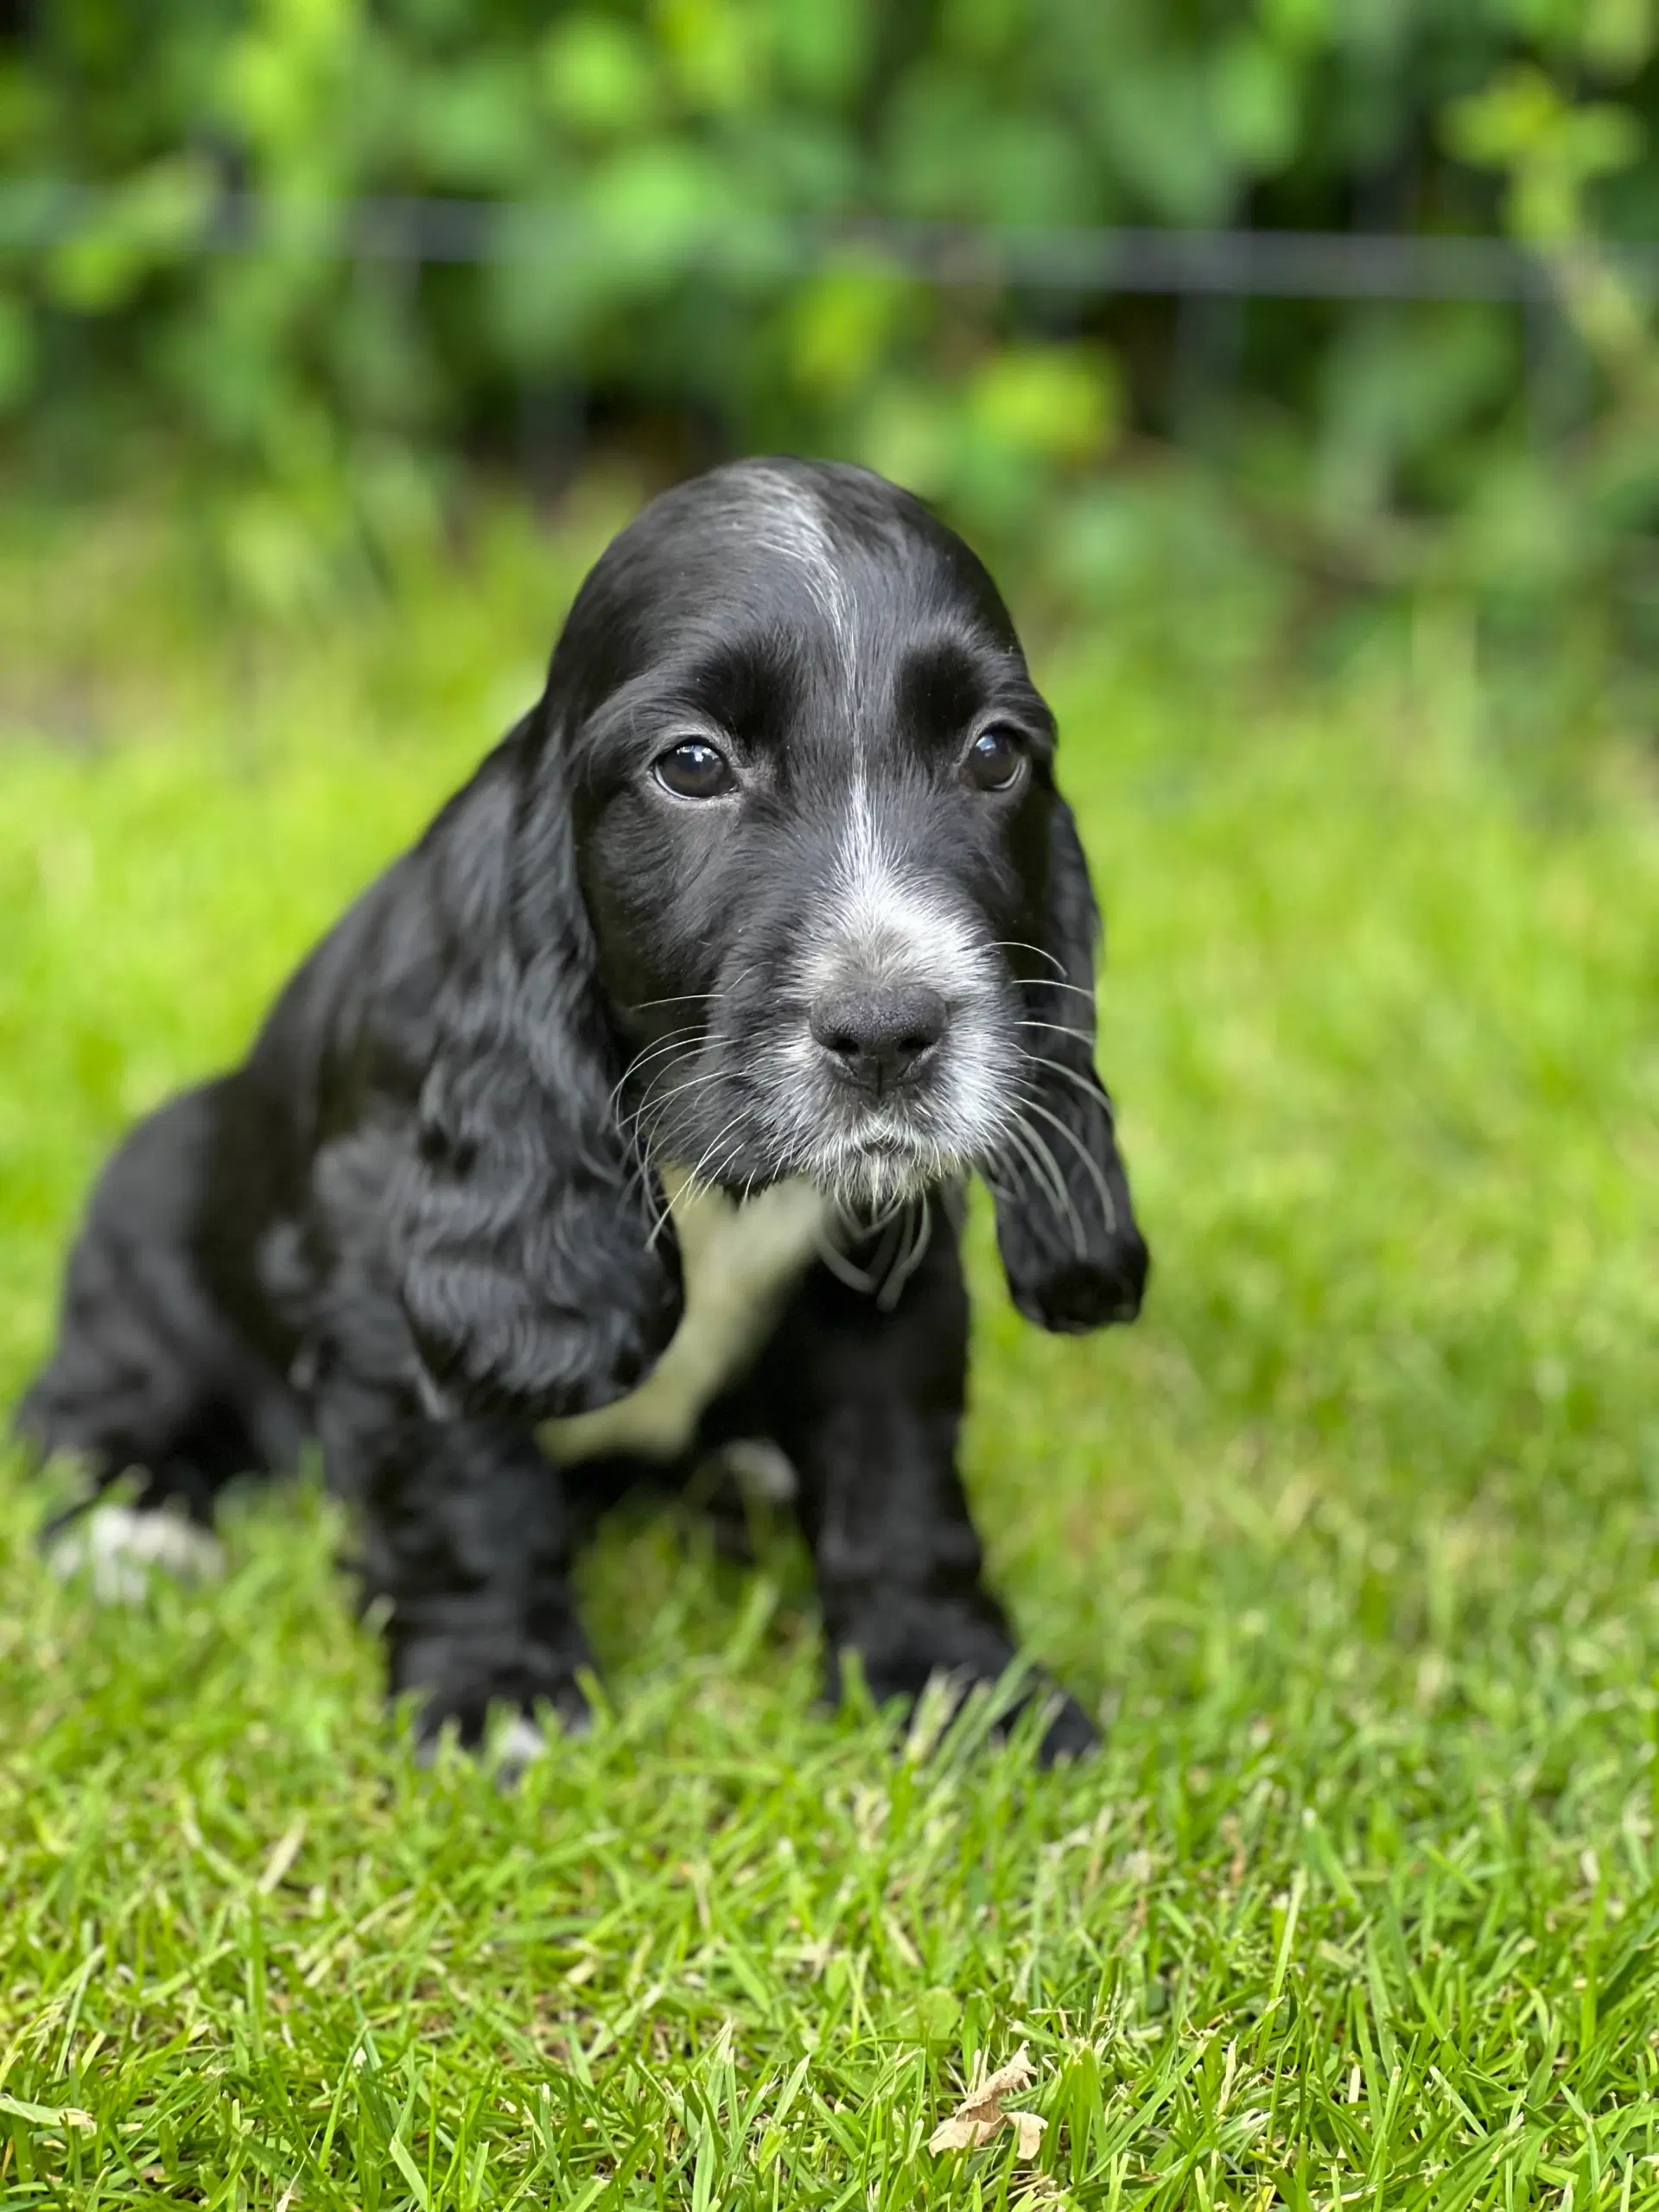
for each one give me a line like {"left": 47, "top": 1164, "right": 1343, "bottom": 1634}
{"left": 538, "top": 1168, "right": 826, "bottom": 1466}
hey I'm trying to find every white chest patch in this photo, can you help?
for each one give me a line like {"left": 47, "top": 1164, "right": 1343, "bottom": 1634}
{"left": 537, "top": 1166, "right": 827, "bottom": 1466}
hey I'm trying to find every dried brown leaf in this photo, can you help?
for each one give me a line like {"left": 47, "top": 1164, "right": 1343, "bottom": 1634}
{"left": 926, "top": 2044, "right": 1047, "bottom": 2160}
{"left": 1007, "top": 2109, "right": 1047, "bottom": 2158}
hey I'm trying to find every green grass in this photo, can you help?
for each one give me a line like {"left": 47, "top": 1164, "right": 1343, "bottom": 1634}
{"left": 1, "top": 498, "right": 1656, "bottom": 2208}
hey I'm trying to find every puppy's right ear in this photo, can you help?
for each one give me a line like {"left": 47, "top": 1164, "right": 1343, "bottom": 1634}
{"left": 992, "top": 790, "right": 1149, "bottom": 1334}
{"left": 394, "top": 715, "right": 682, "bottom": 1422}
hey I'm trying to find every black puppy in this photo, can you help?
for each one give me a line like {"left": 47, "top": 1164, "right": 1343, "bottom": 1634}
{"left": 19, "top": 459, "right": 1148, "bottom": 1764}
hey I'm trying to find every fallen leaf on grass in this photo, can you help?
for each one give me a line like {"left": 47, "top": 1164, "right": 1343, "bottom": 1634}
{"left": 927, "top": 2044, "right": 1047, "bottom": 2158}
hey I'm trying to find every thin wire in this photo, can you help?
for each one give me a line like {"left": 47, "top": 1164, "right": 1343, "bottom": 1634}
{"left": 0, "top": 187, "right": 1616, "bottom": 304}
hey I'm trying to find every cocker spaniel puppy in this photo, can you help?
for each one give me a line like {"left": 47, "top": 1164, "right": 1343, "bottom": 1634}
{"left": 19, "top": 460, "right": 1148, "bottom": 1765}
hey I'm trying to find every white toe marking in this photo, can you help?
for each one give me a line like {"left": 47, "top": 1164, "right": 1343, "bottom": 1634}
{"left": 715, "top": 1438, "right": 799, "bottom": 1504}
{"left": 47, "top": 1503, "right": 226, "bottom": 1605}
{"left": 492, "top": 1715, "right": 549, "bottom": 1770}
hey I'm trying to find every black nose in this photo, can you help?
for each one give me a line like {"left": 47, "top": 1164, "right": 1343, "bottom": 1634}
{"left": 810, "top": 983, "right": 948, "bottom": 1095}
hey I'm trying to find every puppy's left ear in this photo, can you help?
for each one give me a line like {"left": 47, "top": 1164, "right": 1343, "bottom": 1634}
{"left": 394, "top": 715, "right": 683, "bottom": 1421}
{"left": 991, "top": 791, "right": 1150, "bottom": 1334}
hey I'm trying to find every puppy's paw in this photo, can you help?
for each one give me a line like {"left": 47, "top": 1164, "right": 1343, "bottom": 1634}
{"left": 405, "top": 1666, "right": 593, "bottom": 1781}
{"left": 485, "top": 1700, "right": 593, "bottom": 1788}
{"left": 1034, "top": 1688, "right": 1100, "bottom": 1766}
{"left": 44, "top": 1502, "right": 225, "bottom": 1605}
{"left": 832, "top": 1610, "right": 1101, "bottom": 1767}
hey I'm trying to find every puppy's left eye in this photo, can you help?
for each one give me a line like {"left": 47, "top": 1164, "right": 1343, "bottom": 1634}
{"left": 654, "top": 739, "right": 736, "bottom": 800}
{"left": 964, "top": 725, "right": 1027, "bottom": 792}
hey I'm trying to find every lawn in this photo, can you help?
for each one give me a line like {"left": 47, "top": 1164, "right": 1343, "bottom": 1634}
{"left": 1, "top": 496, "right": 1656, "bottom": 2209}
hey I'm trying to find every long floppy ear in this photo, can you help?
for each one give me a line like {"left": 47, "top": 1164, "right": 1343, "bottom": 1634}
{"left": 993, "top": 791, "right": 1150, "bottom": 1334}
{"left": 394, "top": 714, "right": 682, "bottom": 1421}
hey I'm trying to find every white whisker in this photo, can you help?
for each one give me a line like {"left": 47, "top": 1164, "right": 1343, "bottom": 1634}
{"left": 1014, "top": 974, "right": 1098, "bottom": 1003}
{"left": 1014, "top": 1017, "right": 1096, "bottom": 1049}
{"left": 990, "top": 939, "right": 1068, "bottom": 977}
{"left": 1018, "top": 1093, "right": 1121, "bottom": 1236}
{"left": 1016, "top": 1047, "right": 1112, "bottom": 1118}
{"left": 1000, "top": 1116, "right": 1086, "bottom": 1259}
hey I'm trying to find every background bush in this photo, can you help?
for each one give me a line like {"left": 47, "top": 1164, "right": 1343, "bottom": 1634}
{"left": 4, "top": 0, "right": 1659, "bottom": 731}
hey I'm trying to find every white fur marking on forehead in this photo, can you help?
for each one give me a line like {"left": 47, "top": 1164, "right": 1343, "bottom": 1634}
{"left": 721, "top": 465, "right": 855, "bottom": 695}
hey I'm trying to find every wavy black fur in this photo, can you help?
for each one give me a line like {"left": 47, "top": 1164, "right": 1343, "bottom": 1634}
{"left": 17, "top": 459, "right": 1148, "bottom": 1764}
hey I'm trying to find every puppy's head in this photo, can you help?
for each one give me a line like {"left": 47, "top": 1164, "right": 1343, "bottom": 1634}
{"left": 542, "top": 458, "right": 1147, "bottom": 1332}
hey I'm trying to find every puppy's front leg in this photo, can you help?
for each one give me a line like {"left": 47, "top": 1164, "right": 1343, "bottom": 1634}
{"left": 758, "top": 1199, "right": 1098, "bottom": 1764}
{"left": 315, "top": 1363, "right": 593, "bottom": 1764}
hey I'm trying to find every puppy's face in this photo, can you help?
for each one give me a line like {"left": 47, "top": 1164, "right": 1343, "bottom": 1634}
{"left": 562, "top": 463, "right": 1068, "bottom": 1212}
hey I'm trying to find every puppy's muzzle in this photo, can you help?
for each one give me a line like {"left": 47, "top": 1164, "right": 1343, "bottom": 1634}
{"left": 809, "top": 982, "right": 947, "bottom": 1098}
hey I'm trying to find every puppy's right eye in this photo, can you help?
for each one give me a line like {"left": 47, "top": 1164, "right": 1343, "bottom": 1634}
{"left": 653, "top": 739, "right": 736, "bottom": 800}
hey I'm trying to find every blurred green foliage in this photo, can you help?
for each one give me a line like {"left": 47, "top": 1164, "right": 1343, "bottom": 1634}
{"left": 4, "top": 1, "right": 1659, "bottom": 729}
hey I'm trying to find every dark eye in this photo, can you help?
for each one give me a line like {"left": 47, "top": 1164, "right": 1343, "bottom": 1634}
{"left": 964, "top": 724, "right": 1027, "bottom": 792}
{"left": 653, "top": 739, "right": 735, "bottom": 800}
